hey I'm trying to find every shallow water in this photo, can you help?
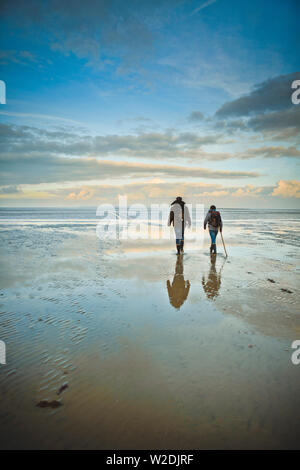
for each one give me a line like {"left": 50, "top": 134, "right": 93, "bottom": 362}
{"left": 0, "top": 208, "right": 299, "bottom": 449}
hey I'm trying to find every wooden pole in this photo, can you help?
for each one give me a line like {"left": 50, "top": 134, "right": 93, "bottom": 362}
{"left": 220, "top": 232, "right": 228, "bottom": 257}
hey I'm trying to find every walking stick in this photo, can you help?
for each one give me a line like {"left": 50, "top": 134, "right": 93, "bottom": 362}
{"left": 220, "top": 232, "right": 228, "bottom": 257}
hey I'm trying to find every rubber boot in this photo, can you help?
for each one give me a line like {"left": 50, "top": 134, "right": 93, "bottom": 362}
{"left": 210, "top": 244, "right": 213, "bottom": 253}
{"left": 177, "top": 244, "right": 181, "bottom": 255}
{"left": 180, "top": 240, "right": 184, "bottom": 253}
{"left": 212, "top": 243, "right": 217, "bottom": 254}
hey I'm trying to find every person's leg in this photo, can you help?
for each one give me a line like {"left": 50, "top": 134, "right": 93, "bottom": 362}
{"left": 209, "top": 230, "right": 217, "bottom": 253}
{"left": 213, "top": 230, "right": 218, "bottom": 253}
{"left": 180, "top": 234, "right": 184, "bottom": 253}
{"left": 215, "top": 231, "right": 218, "bottom": 253}
{"left": 209, "top": 231, "right": 212, "bottom": 253}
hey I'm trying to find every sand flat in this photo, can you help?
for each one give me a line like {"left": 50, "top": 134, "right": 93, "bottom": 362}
{"left": 0, "top": 208, "right": 299, "bottom": 449}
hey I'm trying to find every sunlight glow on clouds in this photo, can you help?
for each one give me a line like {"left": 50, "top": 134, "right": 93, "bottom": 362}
{"left": 272, "top": 180, "right": 300, "bottom": 199}
{"left": 0, "top": 0, "right": 299, "bottom": 207}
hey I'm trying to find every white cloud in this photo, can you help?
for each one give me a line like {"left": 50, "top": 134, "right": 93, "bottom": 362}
{"left": 272, "top": 180, "right": 300, "bottom": 198}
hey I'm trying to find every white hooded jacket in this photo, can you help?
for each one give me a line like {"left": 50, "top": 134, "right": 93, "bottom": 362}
{"left": 168, "top": 202, "right": 191, "bottom": 239}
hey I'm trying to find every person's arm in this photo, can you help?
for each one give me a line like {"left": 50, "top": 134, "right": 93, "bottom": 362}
{"left": 168, "top": 210, "right": 174, "bottom": 226}
{"left": 185, "top": 206, "right": 191, "bottom": 227}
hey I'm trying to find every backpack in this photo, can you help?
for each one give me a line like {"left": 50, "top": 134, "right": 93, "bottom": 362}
{"left": 210, "top": 210, "right": 221, "bottom": 228}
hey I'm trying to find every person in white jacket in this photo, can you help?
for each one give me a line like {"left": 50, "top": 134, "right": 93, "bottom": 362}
{"left": 168, "top": 196, "right": 191, "bottom": 254}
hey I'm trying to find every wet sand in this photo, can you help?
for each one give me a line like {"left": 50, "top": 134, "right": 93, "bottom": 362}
{"left": 0, "top": 223, "right": 300, "bottom": 449}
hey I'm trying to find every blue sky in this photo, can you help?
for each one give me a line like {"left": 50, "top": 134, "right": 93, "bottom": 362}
{"left": 0, "top": 0, "right": 299, "bottom": 207}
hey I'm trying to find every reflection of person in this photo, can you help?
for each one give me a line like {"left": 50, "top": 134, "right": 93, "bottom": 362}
{"left": 167, "top": 254, "right": 190, "bottom": 309}
{"left": 204, "top": 204, "right": 223, "bottom": 254}
{"left": 168, "top": 196, "right": 191, "bottom": 255}
{"left": 202, "top": 254, "right": 221, "bottom": 299}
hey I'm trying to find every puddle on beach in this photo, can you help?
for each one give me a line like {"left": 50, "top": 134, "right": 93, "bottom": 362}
{"left": 0, "top": 227, "right": 300, "bottom": 449}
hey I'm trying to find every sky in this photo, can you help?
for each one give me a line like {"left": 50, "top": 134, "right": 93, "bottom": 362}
{"left": 0, "top": 0, "right": 299, "bottom": 208}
